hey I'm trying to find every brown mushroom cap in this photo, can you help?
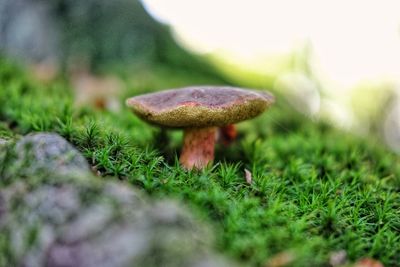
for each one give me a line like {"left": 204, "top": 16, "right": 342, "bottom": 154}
{"left": 126, "top": 86, "right": 275, "bottom": 128}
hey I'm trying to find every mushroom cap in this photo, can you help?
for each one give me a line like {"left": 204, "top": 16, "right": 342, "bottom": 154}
{"left": 126, "top": 86, "right": 275, "bottom": 128}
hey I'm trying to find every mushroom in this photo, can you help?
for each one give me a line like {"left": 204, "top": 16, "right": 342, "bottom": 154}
{"left": 218, "top": 124, "right": 238, "bottom": 146}
{"left": 126, "top": 86, "right": 275, "bottom": 170}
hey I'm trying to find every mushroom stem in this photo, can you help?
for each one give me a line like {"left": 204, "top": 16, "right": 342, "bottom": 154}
{"left": 180, "top": 127, "right": 217, "bottom": 170}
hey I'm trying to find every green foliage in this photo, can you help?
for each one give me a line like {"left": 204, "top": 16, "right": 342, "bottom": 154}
{"left": 1, "top": 57, "right": 400, "bottom": 266}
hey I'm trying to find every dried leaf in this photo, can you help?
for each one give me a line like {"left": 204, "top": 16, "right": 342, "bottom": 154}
{"left": 244, "top": 168, "right": 252, "bottom": 184}
{"left": 72, "top": 71, "right": 122, "bottom": 112}
{"left": 265, "top": 251, "right": 295, "bottom": 267}
{"left": 30, "top": 61, "right": 58, "bottom": 83}
{"left": 355, "top": 258, "right": 384, "bottom": 267}
{"left": 329, "top": 250, "right": 347, "bottom": 266}
{"left": 218, "top": 124, "right": 237, "bottom": 146}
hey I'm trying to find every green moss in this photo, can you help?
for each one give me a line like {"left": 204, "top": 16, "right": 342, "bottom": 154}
{"left": 0, "top": 57, "right": 400, "bottom": 266}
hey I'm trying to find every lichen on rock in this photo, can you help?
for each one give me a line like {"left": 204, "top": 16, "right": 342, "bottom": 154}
{"left": 1, "top": 133, "right": 90, "bottom": 181}
{"left": 0, "top": 132, "right": 237, "bottom": 267}
{"left": 0, "top": 173, "right": 235, "bottom": 267}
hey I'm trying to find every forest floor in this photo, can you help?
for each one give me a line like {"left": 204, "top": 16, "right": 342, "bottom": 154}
{"left": 0, "top": 58, "right": 399, "bottom": 267}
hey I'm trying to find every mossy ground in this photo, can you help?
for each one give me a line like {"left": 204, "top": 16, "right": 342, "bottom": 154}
{"left": 1, "top": 58, "right": 400, "bottom": 267}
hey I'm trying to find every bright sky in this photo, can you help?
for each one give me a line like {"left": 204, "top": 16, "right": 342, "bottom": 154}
{"left": 142, "top": 0, "right": 400, "bottom": 90}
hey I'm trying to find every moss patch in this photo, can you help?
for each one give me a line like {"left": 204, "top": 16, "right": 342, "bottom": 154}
{"left": 0, "top": 58, "right": 400, "bottom": 266}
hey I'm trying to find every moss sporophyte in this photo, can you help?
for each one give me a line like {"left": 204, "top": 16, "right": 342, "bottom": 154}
{"left": 126, "top": 86, "right": 275, "bottom": 170}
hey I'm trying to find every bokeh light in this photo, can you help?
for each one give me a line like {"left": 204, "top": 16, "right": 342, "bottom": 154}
{"left": 143, "top": 0, "right": 400, "bottom": 89}
{"left": 143, "top": 0, "right": 400, "bottom": 150}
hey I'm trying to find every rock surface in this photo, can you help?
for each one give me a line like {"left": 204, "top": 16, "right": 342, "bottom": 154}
{"left": 0, "top": 138, "right": 10, "bottom": 171}
{"left": 2, "top": 133, "right": 90, "bottom": 179}
{"left": 0, "top": 0, "right": 60, "bottom": 64}
{"left": 0, "top": 174, "right": 234, "bottom": 267}
{"left": 0, "top": 132, "right": 237, "bottom": 266}
{"left": 0, "top": 138, "right": 7, "bottom": 146}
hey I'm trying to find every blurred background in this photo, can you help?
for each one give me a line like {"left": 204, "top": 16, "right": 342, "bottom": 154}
{"left": 1, "top": 0, "right": 400, "bottom": 151}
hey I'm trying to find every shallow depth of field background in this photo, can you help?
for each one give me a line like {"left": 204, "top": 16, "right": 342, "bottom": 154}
{"left": 2, "top": 1, "right": 400, "bottom": 266}
{"left": 142, "top": 0, "right": 400, "bottom": 151}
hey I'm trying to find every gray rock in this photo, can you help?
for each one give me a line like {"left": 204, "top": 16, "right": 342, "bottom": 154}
{"left": 8, "top": 133, "right": 90, "bottom": 178}
{"left": 0, "top": 0, "right": 60, "bottom": 64}
{"left": 0, "top": 0, "right": 171, "bottom": 68}
{"left": 0, "top": 174, "right": 237, "bottom": 267}
{"left": 0, "top": 138, "right": 10, "bottom": 171}
{"left": 0, "top": 138, "right": 7, "bottom": 146}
